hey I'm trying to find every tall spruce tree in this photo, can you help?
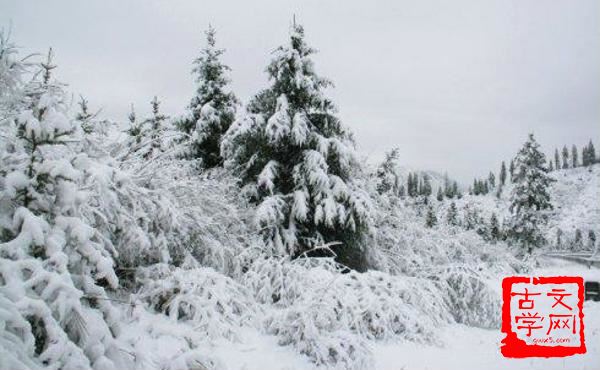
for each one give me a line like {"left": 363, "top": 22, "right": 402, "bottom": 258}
{"left": 446, "top": 201, "right": 458, "bottom": 226}
{"left": 488, "top": 171, "right": 496, "bottom": 188}
{"left": 376, "top": 148, "right": 400, "bottom": 195}
{"left": 571, "top": 144, "right": 579, "bottom": 168}
{"left": 499, "top": 161, "right": 507, "bottom": 186}
{"left": 554, "top": 148, "right": 561, "bottom": 170}
{"left": 509, "top": 159, "right": 515, "bottom": 182}
{"left": 221, "top": 22, "right": 371, "bottom": 270}
{"left": 582, "top": 140, "right": 597, "bottom": 166}
{"left": 509, "top": 133, "right": 554, "bottom": 254}
{"left": 562, "top": 145, "right": 569, "bottom": 169}
{"left": 178, "top": 25, "right": 237, "bottom": 168}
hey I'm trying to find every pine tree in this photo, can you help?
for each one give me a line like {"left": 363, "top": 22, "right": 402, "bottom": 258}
{"left": 443, "top": 174, "right": 453, "bottom": 198}
{"left": 221, "top": 22, "right": 371, "bottom": 270}
{"left": 562, "top": 145, "right": 569, "bottom": 169}
{"left": 425, "top": 206, "right": 437, "bottom": 228}
{"left": 571, "top": 144, "right": 578, "bottom": 168}
{"left": 376, "top": 148, "right": 400, "bottom": 195}
{"left": 177, "top": 25, "right": 238, "bottom": 168}
{"left": 554, "top": 148, "right": 561, "bottom": 171}
{"left": 422, "top": 174, "right": 432, "bottom": 196}
{"left": 436, "top": 187, "right": 444, "bottom": 201}
{"left": 555, "top": 228, "right": 564, "bottom": 250}
{"left": 446, "top": 202, "right": 458, "bottom": 226}
{"left": 142, "top": 96, "right": 169, "bottom": 159}
{"left": 588, "top": 230, "right": 597, "bottom": 251}
{"left": 582, "top": 140, "right": 597, "bottom": 166}
{"left": 451, "top": 181, "right": 459, "bottom": 198}
{"left": 407, "top": 173, "right": 414, "bottom": 197}
{"left": 509, "top": 133, "right": 554, "bottom": 254}
{"left": 489, "top": 213, "right": 500, "bottom": 242}
{"left": 0, "top": 48, "right": 126, "bottom": 369}
{"left": 76, "top": 95, "right": 94, "bottom": 134}
{"left": 573, "top": 229, "right": 584, "bottom": 251}
{"left": 548, "top": 160, "right": 554, "bottom": 172}
{"left": 509, "top": 159, "right": 515, "bottom": 182}
{"left": 499, "top": 161, "right": 507, "bottom": 186}
{"left": 488, "top": 171, "right": 496, "bottom": 189}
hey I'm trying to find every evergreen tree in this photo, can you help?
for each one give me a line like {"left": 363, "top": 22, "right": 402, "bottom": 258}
{"left": 126, "top": 103, "right": 143, "bottom": 148}
{"left": 76, "top": 95, "right": 94, "bottom": 134}
{"left": 554, "top": 148, "right": 561, "bottom": 171}
{"left": 556, "top": 228, "right": 564, "bottom": 250}
{"left": 573, "top": 229, "right": 584, "bottom": 251}
{"left": 0, "top": 48, "right": 126, "bottom": 368}
{"left": 499, "top": 161, "right": 507, "bottom": 186}
{"left": 488, "top": 171, "right": 496, "bottom": 188}
{"left": 376, "top": 148, "right": 400, "bottom": 195}
{"left": 509, "top": 133, "right": 554, "bottom": 254}
{"left": 451, "top": 181, "right": 459, "bottom": 198}
{"left": 142, "top": 96, "right": 169, "bottom": 159}
{"left": 548, "top": 160, "right": 554, "bottom": 172}
{"left": 562, "top": 145, "right": 569, "bottom": 169}
{"left": 221, "top": 22, "right": 371, "bottom": 270}
{"left": 443, "top": 174, "right": 453, "bottom": 198}
{"left": 582, "top": 140, "right": 597, "bottom": 166}
{"left": 425, "top": 206, "right": 437, "bottom": 228}
{"left": 489, "top": 213, "right": 500, "bottom": 242}
{"left": 571, "top": 144, "right": 579, "bottom": 168}
{"left": 509, "top": 159, "right": 515, "bottom": 182}
{"left": 588, "top": 230, "right": 597, "bottom": 251}
{"left": 446, "top": 202, "right": 458, "bottom": 226}
{"left": 398, "top": 184, "right": 406, "bottom": 197}
{"left": 407, "top": 173, "right": 414, "bottom": 197}
{"left": 177, "top": 25, "right": 238, "bottom": 168}
{"left": 436, "top": 187, "right": 444, "bottom": 201}
{"left": 421, "top": 174, "right": 432, "bottom": 196}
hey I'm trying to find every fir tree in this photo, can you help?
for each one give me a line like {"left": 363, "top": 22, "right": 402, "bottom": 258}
{"left": 446, "top": 202, "right": 458, "bottom": 226}
{"left": 509, "top": 133, "right": 554, "bottom": 254}
{"left": 556, "top": 228, "right": 564, "bottom": 250}
{"left": 588, "top": 230, "right": 597, "bottom": 251}
{"left": 571, "top": 144, "right": 579, "bottom": 168}
{"left": 177, "top": 25, "right": 237, "bottom": 168}
{"left": 509, "top": 159, "right": 515, "bottom": 182}
{"left": 554, "top": 148, "right": 561, "bottom": 171}
{"left": 142, "top": 96, "right": 169, "bottom": 159}
{"left": 548, "top": 160, "right": 554, "bottom": 172}
{"left": 488, "top": 171, "right": 496, "bottom": 189}
{"left": 573, "top": 229, "right": 584, "bottom": 251}
{"left": 425, "top": 206, "right": 437, "bottom": 228}
{"left": 221, "top": 22, "right": 372, "bottom": 270}
{"left": 376, "top": 148, "right": 400, "bottom": 195}
{"left": 451, "top": 181, "right": 459, "bottom": 198}
{"left": 489, "top": 213, "right": 500, "bottom": 242}
{"left": 499, "top": 161, "right": 507, "bottom": 186}
{"left": 76, "top": 95, "right": 94, "bottom": 134}
{"left": 562, "top": 145, "right": 569, "bottom": 169}
{"left": 421, "top": 174, "right": 432, "bottom": 196}
{"left": 436, "top": 187, "right": 444, "bottom": 201}
{"left": 582, "top": 140, "right": 597, "bottom": 166}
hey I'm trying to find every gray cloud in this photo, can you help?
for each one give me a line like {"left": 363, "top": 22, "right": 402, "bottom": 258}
{"left": 2, "top": 0, "right": 599, "bottom": 182}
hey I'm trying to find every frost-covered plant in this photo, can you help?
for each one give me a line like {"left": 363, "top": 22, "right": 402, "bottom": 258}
{"left": 0, "top": 49, "right": 129, "bottom": 369}
{"left": 222, "top": 23, "right": 373, "bottom": 270}
{"left": 244, "top": 256, "right": 452, "bottom": 368}
{"left": 136, "top": 264, "right": 258, "bottom": 341}
{"left": 177, "top": 25, "right": 238, "bottom": 168}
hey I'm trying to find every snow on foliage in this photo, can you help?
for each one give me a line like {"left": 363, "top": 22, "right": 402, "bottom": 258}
{"left": 221, "top": 22, "right": 372, "bottom": 270}
{"left": 136, "top": 264, "right": 258, "bottom": 341}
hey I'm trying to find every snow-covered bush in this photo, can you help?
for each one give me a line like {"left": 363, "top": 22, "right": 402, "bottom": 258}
{"left": 136, "top": 264, "right": 258, "bottom": 341}
{"left": 244, "top": 256, "right": 452, "bottom": 368}
{"left": 0, "top": 48, "right": 130, "bottom": 369}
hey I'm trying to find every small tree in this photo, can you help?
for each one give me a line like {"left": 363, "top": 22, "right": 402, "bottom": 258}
{"left": 177, "top": 25, "right": 238, "bottom": 167}
{"left": 548, "top": 160, "right": 554, "bottom": 172}
{"left": 588, "top": 230, "right": 597, "bottom": 252}
{"left": 499, "top": 161, "right": 507, "bottom": 186}
{"left": 446, "top": 202, "right": 458, "bottom": 226}
{"left": 562, "top": 145, "right": 569, "bottom": 169}
{"left": 488, "top": 171, "right": 496, "bottom": 189}
{"left": 509, "top": 133, "right": 554, "bottom": 255}
{"left": 436, "top": 187, "right": 444, "bottom": 201}
{"left": 571, "top": 144, "right": 579, "bottom": 168}
{"left": 555, "top": 228, "right": 564, "bottom": 250}
{"left": 489, "top": 213, "right": 500, "bottom": 242}
{"left": 554, "top": 148, "right": 561, "bottom": 170}
{"left": 509, "top": 160, "right": 515, "bottom": 182}
{"left": 573, "top": 229, "right": 584, "bottom": 251}
{"left": 376, "top": 148, "right": 401, "bottom": 195}
{"left": 425, "top": 206, "right": 437, "bottom": 228}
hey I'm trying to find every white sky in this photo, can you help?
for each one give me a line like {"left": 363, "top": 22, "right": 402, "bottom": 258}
{"left": 2, "top": 0, "right": 599, "bottom": 182}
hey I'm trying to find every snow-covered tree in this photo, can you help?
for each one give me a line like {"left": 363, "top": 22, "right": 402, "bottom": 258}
{"left": 141, "top": 96, "right": 169, "bottom": 159}
{"left": 489, "top": 213, "right": 500, "bottom": 242}
{"left": 571, "top": 144, "right": 579, "bottom": 168}
{"left": 573, "top": 229, "right": 584, "bottom": 251}
{"left": 0, "top": 48, "right": 128, "bottom": 369}
{"left": 562, "top": 145, "right": 569, "bottom": 169}
{"left": 177, "top": 25, "right": 237, "bottom": 168}
{"left": 548, "top": 160, "right": 554, "bottom": 172}
{"left": 221, "top": 22, "right": 372, "bottom": 270}
{"left": 554, "top": 148, "right": 561, "bottom": 170}
{"left": 376, "top": 148, "right": 400, "bottom": 195}
{"left": 499, "top": 161, "right": 507, "bottom": 186}
{"left": 508, "top": 133, "right": 554, "bottom": 254}
{"left": 488, "top": 171, "right": 496, "bottom": 189}
{"left": 425, "top": 206, "right": 437, "bottom": 228}
{"left": 582, "top": 140, "right": 597, "bottom": 166}
{"left": 436, "top": 186, "right": 444, "bottom": 201}
{"left": 446, "top": 202, "right": 458, "bottom": 226}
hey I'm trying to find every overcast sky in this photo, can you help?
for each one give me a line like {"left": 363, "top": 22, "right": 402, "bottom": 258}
{"left": 2, "top": 0, "right": 599, "bottom": 182}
